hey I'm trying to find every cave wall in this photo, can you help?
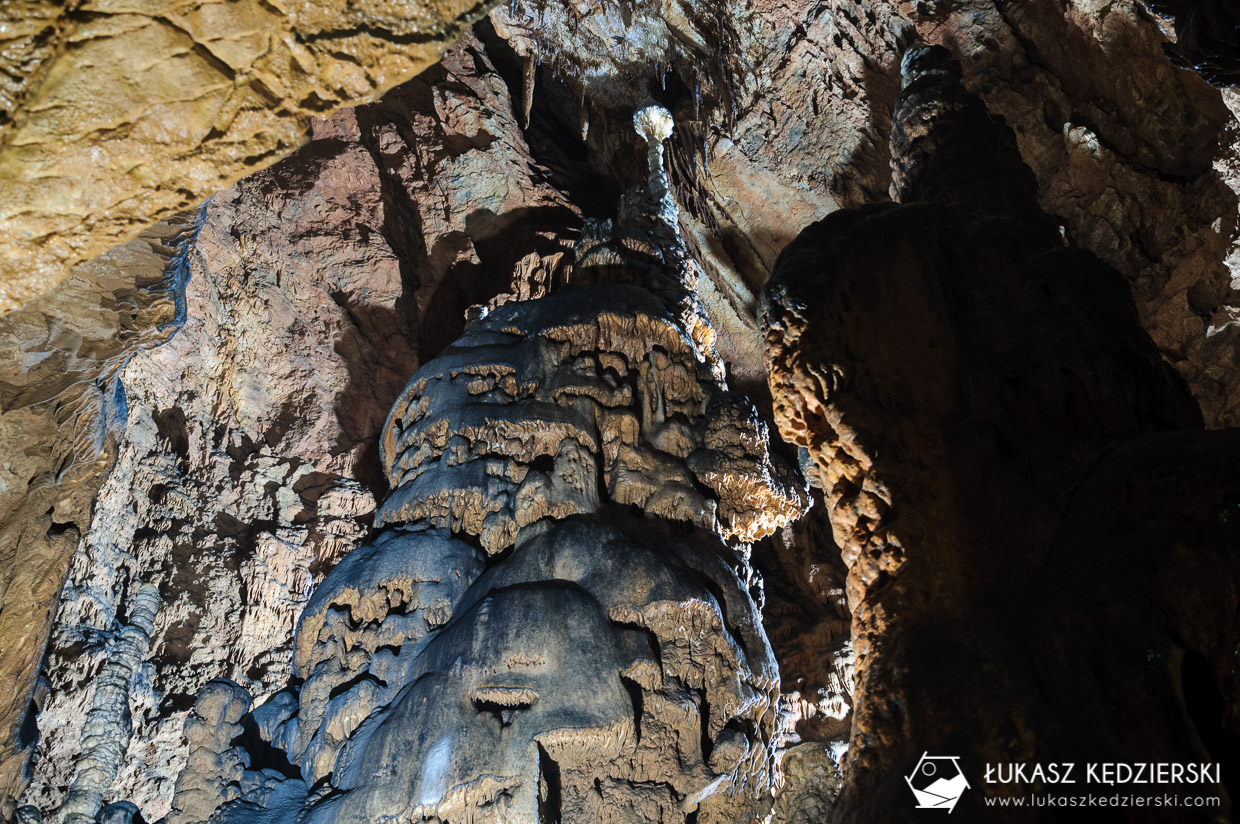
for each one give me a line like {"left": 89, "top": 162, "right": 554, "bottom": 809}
{"left": 10, "top": 32, "right": 577, "bottom": 819}
{"left": 761, "top": 43, "right": 1231, "bottom": 819}
{"left": 0, "top": 0, "right": 1237, "bottom": 820}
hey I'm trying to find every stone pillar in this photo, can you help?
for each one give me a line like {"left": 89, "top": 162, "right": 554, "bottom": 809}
{"left": 59, "top": 584, "right": 160, "bottom": 824}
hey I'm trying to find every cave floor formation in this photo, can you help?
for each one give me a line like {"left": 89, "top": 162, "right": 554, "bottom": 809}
{"left": 2, "top": 0, "right": 1240, "bottom": 822}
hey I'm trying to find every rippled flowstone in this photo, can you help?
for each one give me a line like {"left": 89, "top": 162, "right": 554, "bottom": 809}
{"left": 155, "top": 106, "right": 806, "bottom": 824}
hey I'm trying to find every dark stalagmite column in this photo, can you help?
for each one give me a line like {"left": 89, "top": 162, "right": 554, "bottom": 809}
{"left": 889, "top": 45, "right": 1041, "bottom": 222}
{"left": 764, "top": 43, "right": 1237, "bottom": 823}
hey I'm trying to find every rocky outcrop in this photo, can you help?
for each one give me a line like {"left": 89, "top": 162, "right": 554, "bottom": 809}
{"left": 165, "top": 681, "right": 253, "bottom": 824}
{"left": 4, "top": 0, "right": 1240, "bottom": 819}
{"left": 0, "top": 0, "right": 497, "bottom": 317}
{"left": 15, "top": 31, "right": 579, "bottom": 821}
{"left": 762, "top": 43, "right": 1231, "bottom": 821}
{"left": 487, "top": 0, "right": 1240, "bottom": 425}
{"left": 0, "top": 213, "right": 200, "bottom": 819}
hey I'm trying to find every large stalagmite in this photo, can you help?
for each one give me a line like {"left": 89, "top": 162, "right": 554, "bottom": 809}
{"left": 159, "top": 106, "right": 806, "bottom": 824}
{"left": 762, "top": 43, "right": 1238, "bottom": 821}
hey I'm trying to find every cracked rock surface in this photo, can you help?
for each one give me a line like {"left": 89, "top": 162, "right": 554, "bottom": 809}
{"left": 0, "top": 0, "right": 497, "bottom": 316}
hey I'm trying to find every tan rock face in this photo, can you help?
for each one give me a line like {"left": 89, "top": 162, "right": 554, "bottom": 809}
{"left": 0, "top": 0, "right": 497, "bottom": 316}
{"left": 377, "top": 287, "right": 804, "bottom": 550}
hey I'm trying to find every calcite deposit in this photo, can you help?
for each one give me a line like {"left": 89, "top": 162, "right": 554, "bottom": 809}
{"left": 763, "top": 43, "right": 1233, "bottom": 821}
{"left": 9, "top": 31, "right": 579, "bottom": 822}
{"left": 0, "top": 213, "right": 201, "bottom": 814}
{"left": 160, "top": 105, "right": 804, "bottom": 824}
{"left": 2, "top": 0, "right": 1240, "bottom": 821}
{"left": 60, "top": 585, "right": 160, "bottom": 824}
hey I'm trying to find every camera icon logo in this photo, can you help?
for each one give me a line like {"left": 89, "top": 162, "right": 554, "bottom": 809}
{"left": 905, "top": 752, "right": 970, "bottom": 812}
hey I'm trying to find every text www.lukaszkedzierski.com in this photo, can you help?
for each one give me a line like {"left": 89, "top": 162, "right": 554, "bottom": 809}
{"left": 983, "top": 794, "right": 1222, "bottom": 808}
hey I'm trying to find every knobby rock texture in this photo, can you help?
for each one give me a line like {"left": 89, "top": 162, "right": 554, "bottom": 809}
{"left": 8, "top": 32, "right": 580, "bottom": 821}
{"left": 158, "top": 105, "right": 806, "bottom": 824}
{"left": 762, "top": 43, "right": 1236, "bottom": 821}
{"left": 0, "top": 214, "right": 199, "bottom": 813}
{"left": 0, "top": 0, "right": 1237, "bottom": 821}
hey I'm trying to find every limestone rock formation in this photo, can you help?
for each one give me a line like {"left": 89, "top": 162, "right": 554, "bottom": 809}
{"left": 0, "top": 0, "right": 499, "bottom": 317}
{"left": 0, "top": 213, "right": 200, "bottom": 818}
{"left": 165, "top": 680, "right": 253, "bottom": 824}
{"left": 2, "top": 0, "right": 1240, "bottom": 821}
{"left": 485, "top": 0, "right": 1240, "bottom": 429}
{"left": 14, "top": 31, "right": 578, "bottom": 821}
{"left": 763, "top": 43, "right": 1231, "bottom": 821}
{"left": 173, "top": 105, "right": 805, "bottom": 824}
{"left": 60, "top": 584, "right": 160, "bottom": 824}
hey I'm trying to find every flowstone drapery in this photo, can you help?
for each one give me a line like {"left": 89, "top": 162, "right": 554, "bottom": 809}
{"left": 165, "top": 106, "right": 806, "bottom": 824}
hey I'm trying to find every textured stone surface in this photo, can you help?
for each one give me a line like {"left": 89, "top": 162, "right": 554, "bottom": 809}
{"left": 0, "top": 0, "right": 497, "bottom": 316}
{"left": 59, "top": 585, "right": 160, "bottom": 824}
{"left": 477, "top": 0, "right": 1240, "bottom": 428}
{"left": 762, "top": 44, "right": 1226, "bottom": 821}
{"left": 180, "top": 107, "right": 803, "bottom": 824}
{"left": 15, "top": 32, "right": 580, "bottom": 820}
{"left": 200, "top": 107, "right": 793, "bottom": 822}
{"left": 0, "top": 214, "right": 199, "bottom": 819}
{"left": 3, "top": 0, "right": 1240, "bottom": 819}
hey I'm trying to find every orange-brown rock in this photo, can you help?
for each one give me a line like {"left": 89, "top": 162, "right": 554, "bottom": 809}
{"left": 763, "top": 44, "right": 1219, "bottom": 821}
{"left": 0, "top": 0, "right": 498, "bottom": 317}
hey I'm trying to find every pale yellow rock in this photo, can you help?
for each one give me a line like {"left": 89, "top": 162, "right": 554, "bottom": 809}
{"left": 0, "top": 0, "right": 497, "bottom": 316}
